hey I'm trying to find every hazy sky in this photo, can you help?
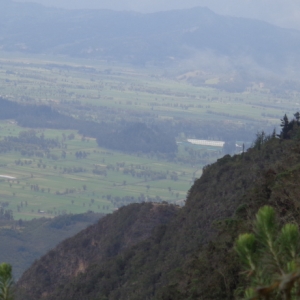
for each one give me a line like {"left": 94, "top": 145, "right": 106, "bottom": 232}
{"left": 15, "top": 0, "right": 300, "bottom": 30}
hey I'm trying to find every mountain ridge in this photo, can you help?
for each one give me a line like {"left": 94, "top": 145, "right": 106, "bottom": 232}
{"left": 15, "top": 125, "right": 300, "bottom": 299}
{"left": 1, "top": 2, "right": 300, "bottom": 71}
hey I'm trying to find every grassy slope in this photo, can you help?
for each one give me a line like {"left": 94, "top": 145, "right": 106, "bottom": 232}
{"left": 16, "top": 133, "right": 300, "bottom": 300}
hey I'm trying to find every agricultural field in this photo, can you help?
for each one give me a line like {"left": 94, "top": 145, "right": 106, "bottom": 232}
{"left": 0, "top": 52, "right": 297, "bottom": 127}
{"left": 0, "top": 121, "right": 214, "bottom": 220}
{"left": 0, "top": 53, "right": 297, "bottom": 220}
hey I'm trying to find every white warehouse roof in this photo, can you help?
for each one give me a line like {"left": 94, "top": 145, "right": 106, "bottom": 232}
{"left": 187, "top": 139, "right": 225, "bottom": 147}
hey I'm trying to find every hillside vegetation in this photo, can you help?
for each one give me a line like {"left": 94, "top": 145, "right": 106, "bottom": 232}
{"left": 16, "top": 203, "right": 179, "bottom": 299}
{"left": 0, "top": 212, "right": 103, "bottom": 280}
{"left": 14, "top": 118, "right": 300, "bottom": 299}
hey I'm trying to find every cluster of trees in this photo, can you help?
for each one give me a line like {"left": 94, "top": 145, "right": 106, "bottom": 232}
{"left": 252, "top": 130, "right": 276, "bottom": 150}
{"left": 0, "top": 208, "right": 13, "bottom": 221}
{"left": 29, "top": 185, "right": 51, "bottom": 194}
{"left": 123, "top": 168, "right": 167, "bottom": 180}
{"left": 0, "top": 98, "right": 74, "bottom": 130}
{"left": 92, "top": 169, "right": 107, "bottom": 176}
{"left": 96, "top": 123, "right": 177, "bottom": 154}
{"left": 104, "top": 194, "right": 164, "bottom": 208}
{"left": 14, "top": 160, "right": 32, "bottom": 166}
{"left": 0, "top": 130, "right": 60, "bottom": 157}
{"left": 251, "top": 112, "right": 300, "bottom": 151}
{"left": 16, "top": 201, "right": 28, "bottom": 213}
{"left": 278, "top": 112, "right": 300, "bottom": 140}
{"left": 74, "top": 151, "right": 89, "bottom": 159}
{"left": 0, "top": 98, "right": 178, "bottom": 155}
{"left": 5, "top": 130, "right": 59, "bottom": 149}
{"left": 62, "top": 167, "right": 86, "bottom": 174}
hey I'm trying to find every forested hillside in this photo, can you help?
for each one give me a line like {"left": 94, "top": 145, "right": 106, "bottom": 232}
{"left": 0, "top": 212, "right": 103, "bottom": 279}
{"left": 16, "top": 203, "right": 179, "bottom": 299}
{"left": 15, "top": 118, "right": 300, "bottom": 299}
{"left": 0, "top": 97, "right": 176, "bottom": 154}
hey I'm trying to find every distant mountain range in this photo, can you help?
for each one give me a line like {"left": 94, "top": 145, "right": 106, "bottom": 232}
{"left": 1, "top": 0, "right": 300, "bottom": 71}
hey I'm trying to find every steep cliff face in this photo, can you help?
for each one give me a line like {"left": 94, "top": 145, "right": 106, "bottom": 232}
{"left": 16, "top": 137, "right": 300, "bottom": 300}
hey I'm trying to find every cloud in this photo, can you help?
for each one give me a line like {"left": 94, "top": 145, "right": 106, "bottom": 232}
{"left": 14, "top": 0, "right": 300, "bottom": 30}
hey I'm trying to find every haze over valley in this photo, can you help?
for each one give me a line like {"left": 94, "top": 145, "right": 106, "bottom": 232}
{"left": 0, "top": 1, "right": 300, "bottom": 299}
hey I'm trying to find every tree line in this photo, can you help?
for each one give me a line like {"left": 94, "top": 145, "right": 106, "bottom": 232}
{"left": 0, "top": 130, "right": 60, "bottom": 157}
{"left": 0, "top": 98, "right": 177, "bottom": 155}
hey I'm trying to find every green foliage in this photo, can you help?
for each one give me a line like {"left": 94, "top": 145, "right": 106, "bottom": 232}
{"left": 0, "top": 213, "right": 102, "bottom": 279}
{"left": 235, "top": 206, "right": 300, "bottom": 299}
{"left": 96, "top": 123, "right": 177, "bottom": 154}
{"left": 280, "top": 114, "right": 290, "bottom": 140}
{"left": 235, "top": 233, "right": 256, "bottom": 271}
{"left": 278, "top": 112, "right": 300, "bottom": 140}
{"left": 0, "top": 263, "right": 13, "bottom": 300}
{"left": 15, "top": 203, "right": 179, "bottom": 300}
{"left": 252, "top": 131, "right": 275, "bottom": 150}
